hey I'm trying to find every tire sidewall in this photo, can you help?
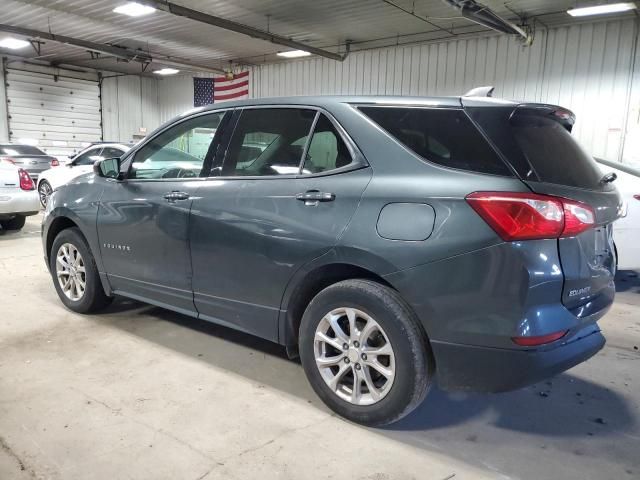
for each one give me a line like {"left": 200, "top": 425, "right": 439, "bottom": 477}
{"left": 50, "top": 228, "right": 103, "bottom": 313}
{"left": 299, "top": 280, "right": 430, "bottom": 426}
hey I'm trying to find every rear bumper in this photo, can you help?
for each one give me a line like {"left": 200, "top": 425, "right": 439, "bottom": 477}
{"left": 432, "top": 325, "right": 605, "bottom": 392}
{"left": 0, "top": 189, "right": 39, "bottom": 216}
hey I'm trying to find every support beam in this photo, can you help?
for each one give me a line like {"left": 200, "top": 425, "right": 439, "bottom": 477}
{"left": 146, "top": 1, "right": 346, "bottom": 62}
{"left": 0, "top": 23, "right": 226, "bottom": 74}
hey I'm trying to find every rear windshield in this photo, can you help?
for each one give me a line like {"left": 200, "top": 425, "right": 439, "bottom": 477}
{"left": 468, "top": 107, "right": 605, "bottom": 190}
{"left": 0, "top": 145, "right": 46, "bottom": 156}
{"left": 358, "top": 106, "right": 512, "bottom": 176}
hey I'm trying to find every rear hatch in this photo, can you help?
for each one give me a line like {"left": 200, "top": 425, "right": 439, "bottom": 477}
{"left": 466, "top": 102, "right": 621, "bottom": 317}
{"left": 0, "top": 161, "right": 19, "bottom": 191}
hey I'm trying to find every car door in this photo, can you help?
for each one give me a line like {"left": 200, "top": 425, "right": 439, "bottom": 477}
{"left": 97, "top": 110, "right": 230, "bottom": 314}
{"left": 189, "top": 107, "right": 372, "bottom": 341}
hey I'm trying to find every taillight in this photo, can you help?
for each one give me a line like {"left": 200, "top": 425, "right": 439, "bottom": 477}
{"left": 18, "top": 168, "right": 34, "bottom": 191}
{"left": 634, "top": 194, "right": 640, "bottom": 201}
{"left": 0, "top": 156, "right": 14, "bottom": 164}
{"left": 466, "top": 191, "right": 595, "bottom": 241}
{"left": 50, "top": 158, "right": 60, "bottom": 167}
{"left": 512, "top": 330, "right": 568, "bottom": 346}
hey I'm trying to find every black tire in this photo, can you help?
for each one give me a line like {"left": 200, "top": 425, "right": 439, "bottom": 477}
{"left": 38, "top": 180, "right": 52, "bottom": 208}
{"left": 49, "top": 227, "right": 112, "bottom": 313}
{"left": 0, "top": 215, "right": 26, "bottom": 230}
{"left": 299, "top": 279, "right": 433, "bottom": 426}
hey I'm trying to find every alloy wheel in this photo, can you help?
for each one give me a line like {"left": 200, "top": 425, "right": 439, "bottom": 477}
{"left": 314, "top": 307, "right": 396, "bottom": 405}
{"left": 56, "top": 243, "right": 86, "bottom": 301}
{"left": 39, "top": 182, "right": 52, "bottom": 207}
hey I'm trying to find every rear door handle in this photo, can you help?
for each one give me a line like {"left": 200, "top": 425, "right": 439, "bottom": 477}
{"left": 163, "top": 191, "right": 190, "bottom": 202}
{"left": 295, "top": 191, "right": 336, "bottom": 206}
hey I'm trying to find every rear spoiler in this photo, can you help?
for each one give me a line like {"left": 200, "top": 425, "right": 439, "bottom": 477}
{"left": 509, "top": 104, "right": 576, "bottom": 132}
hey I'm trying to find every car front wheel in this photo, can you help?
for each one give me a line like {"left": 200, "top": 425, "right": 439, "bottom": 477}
{"left": 299, "top": 279, "right": 433, "bottom": 426}
{"left": 50, "top": 227, "right": 112, "bottom": 313}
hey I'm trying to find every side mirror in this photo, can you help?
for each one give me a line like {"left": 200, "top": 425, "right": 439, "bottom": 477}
{"left": 94, "top": 157, "right": 122, "bottom": 179}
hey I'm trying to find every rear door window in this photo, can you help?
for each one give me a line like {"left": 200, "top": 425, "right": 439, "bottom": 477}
{"left": 358, "top": 106, "right": 512, "bottom": 176}
{"left": 223, "top": 108, "right": 316, "bottom": 176}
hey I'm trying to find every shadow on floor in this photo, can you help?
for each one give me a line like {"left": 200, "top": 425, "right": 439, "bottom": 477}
{"left": 97, "top": 297, "right": 636, "bottom": 439}
{"left": 616, "top": 270, "right": 640, "bottom": 294}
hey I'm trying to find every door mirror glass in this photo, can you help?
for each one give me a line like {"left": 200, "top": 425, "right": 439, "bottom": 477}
{"left": 94, "top": 157, "right": 121, "bottom": 179}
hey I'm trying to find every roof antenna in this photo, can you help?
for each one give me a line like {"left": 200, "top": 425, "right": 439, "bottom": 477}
{"left": 464, "top": 86, "right": 494, "bottom": 97}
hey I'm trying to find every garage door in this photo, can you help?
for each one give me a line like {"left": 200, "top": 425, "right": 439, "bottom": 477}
{"left": 5, "top": 68, "right": 102, "bottom": 160}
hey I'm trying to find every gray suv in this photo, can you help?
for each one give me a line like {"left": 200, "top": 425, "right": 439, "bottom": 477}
{"left": 42, "top": 95, "right": 620, "bottom": 426}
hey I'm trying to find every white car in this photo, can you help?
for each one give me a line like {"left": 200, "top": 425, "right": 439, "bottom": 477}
{"left": 37, "top": 143, "right": 130, "bottom": 207}
{"left": 596, "top": 158, "right": 640, "bottom": 270}
{"left": 0, "top": 159, "right": 39, "bottom": 231}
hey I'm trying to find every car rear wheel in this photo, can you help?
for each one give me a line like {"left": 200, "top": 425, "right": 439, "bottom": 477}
{"left": 0, "top": 215, "right": 26, "bottom": 230}
{"left": 299, "top": 279, "right": 433, "bottom": 426}
{"left": 38, "top": 180, "right": 52, "bottom": 208}
{"left": 50, "top": 227, "right": 112, "bottom": 313}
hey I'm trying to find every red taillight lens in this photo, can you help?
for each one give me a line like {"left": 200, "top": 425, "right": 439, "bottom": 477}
{"left": 512, "top": 330, "right": 568, "bottom": 346}
{"left": 466, "top": 192, "right": 595, "bottom": 241}
{"left": 562, "top": 199, "right": 595, "bottom": 236}
{"left": 466, "top": 192, "right": 564, "bottom": 240}
{"left": 18, "top": 169, "right": 35, "bottom": 191}
{"left": 50, "top": 158, "right": 59, "bottom": 167}
{"left": 634, "top": 194, "right": 640, "bottom": 201}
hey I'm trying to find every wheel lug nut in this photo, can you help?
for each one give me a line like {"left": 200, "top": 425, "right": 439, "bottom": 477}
{"left": 344, "top": 357, "right": 350, "bottom": 364}
{"left": 353, "top": 341, "right": 359, "bottom": 348}
{"left": 355, "top": 363, "right": 361, "bottom": 370}
{"left": 343, "top": 343, "right": 349, "bottom": 350}
{"left": 361, "top": 353, "right": 367, "bottom": 360}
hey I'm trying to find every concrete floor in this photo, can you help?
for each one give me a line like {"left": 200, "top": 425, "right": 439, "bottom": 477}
{"left": 1, "top": 215, "right": 639, "bottom": 480}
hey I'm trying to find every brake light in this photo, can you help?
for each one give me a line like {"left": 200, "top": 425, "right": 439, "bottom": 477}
{"left": 50, "top": 158, "right": 59, "bottom": 167}
{"left": 512, "top": 330, "right": 568, "bottom": 346}
{"left": 466, "top": 192, "right": 595, "bottom": 240}
{"left": 18, "top": 168, "right": 34, "bottom": 191}
{"left": 634, "top": 194, "right": 640, "bottom": 201}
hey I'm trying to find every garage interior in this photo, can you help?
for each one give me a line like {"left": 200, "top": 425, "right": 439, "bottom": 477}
{"left": 0, "top": 1, "right": 639, "bottom": 479}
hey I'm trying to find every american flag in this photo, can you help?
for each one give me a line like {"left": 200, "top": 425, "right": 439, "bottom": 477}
{"left": 193, "top": 71, "right": 250, "bottom": 107}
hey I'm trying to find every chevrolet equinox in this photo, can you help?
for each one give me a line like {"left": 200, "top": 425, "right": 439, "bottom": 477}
{"left": 42, "top": 95, "right": 620, "bottom": 426}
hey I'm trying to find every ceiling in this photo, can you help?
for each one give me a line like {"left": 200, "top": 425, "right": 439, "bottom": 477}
{"left": 0, "top": 0, "right": 636, "bottom": 75}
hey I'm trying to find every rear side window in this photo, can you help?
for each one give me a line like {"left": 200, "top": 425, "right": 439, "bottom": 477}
{"left": 0, "top": 145, "right": 46, "bottom": 156}
{"left": 359, "top": 107, "right": 512, "bottom": 176}
{"left": 302, "top": 114, "right": 353, "bottom": 174}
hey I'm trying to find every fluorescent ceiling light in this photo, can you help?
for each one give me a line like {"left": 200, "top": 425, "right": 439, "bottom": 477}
{"left": 567, "top": 2, "right": 636, "bottom": 16}
{"left": 277, "top": 50, "right": 311, "bottom": 58}
{"left": 0, "top": 37, "right": 30, "bottom": 50}
{"left": 113, "top": 2, "right": 156, "bottom": 17}
{"left": 153, "top": 68, "right": 180, "bottom": 75}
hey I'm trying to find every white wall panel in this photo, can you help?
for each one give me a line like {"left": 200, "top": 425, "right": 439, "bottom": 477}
{"left": 250, "top": 18, "right": 640, "bottom": 164}
{"left": 101, "top": 75, "right": 161, "bottom": 143}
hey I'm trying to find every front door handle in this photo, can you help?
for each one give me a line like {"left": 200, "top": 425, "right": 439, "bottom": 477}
{"left": 163, "top": 191, "right": 190, "bottom": 202}
{"left": 295, "top": 191, "right": 336, "bottom": 206}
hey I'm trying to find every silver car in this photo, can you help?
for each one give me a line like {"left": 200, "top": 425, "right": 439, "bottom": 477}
{"left": 0, "top": 159, "right": 39, "bottom": 230}
{"left": 0, "top": 144, "right": 57, "bottom": 181}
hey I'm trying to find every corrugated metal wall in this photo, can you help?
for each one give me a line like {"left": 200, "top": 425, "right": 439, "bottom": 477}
{"left": 251, "top": 18, "right": 639, "bottom": 163}
{"left": 101, "top": 18, "right": 639, "bottom": 163}
{"left": 101, "top": 75, "right": 160, "bottom": 142}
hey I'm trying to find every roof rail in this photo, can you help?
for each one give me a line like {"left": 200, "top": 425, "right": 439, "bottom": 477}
{"left": 464, "top": 86, "right": 495, "bottom": 97}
